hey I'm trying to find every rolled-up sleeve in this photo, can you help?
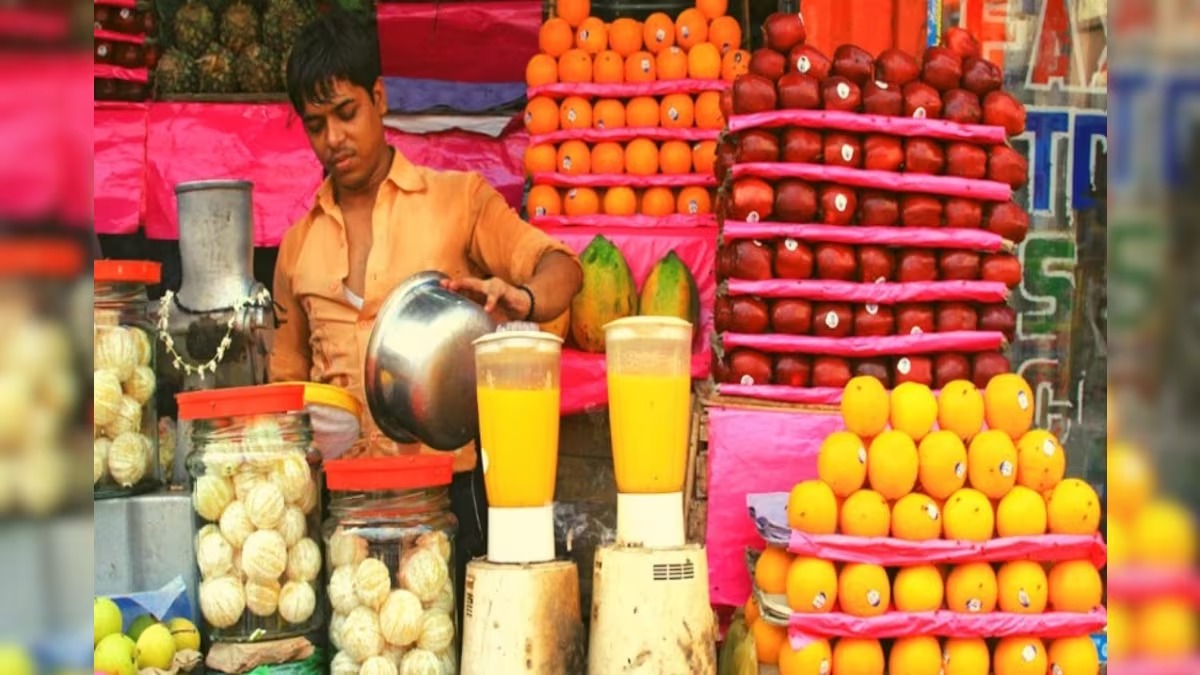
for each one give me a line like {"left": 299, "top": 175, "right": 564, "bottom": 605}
{"left": 268, "top": 225, "right": 312, "bottom": 383}
{"left": 466, "top": 174, "right": 579, "bottom": 284}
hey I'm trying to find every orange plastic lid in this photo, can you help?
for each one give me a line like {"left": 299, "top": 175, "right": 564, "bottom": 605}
{"left": 325, "top": 455, "right": 454, "bottom": 491}
{"left": 177, "top": 384, "right": 307, "bottom": 421}
{"left": 0, "top": 238, "right": 84, "bottom": 278}
{"left": 94, "top": 260, "right": 162, "bottom": 284}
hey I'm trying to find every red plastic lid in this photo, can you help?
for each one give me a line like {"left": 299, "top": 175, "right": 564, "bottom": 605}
{"left": 325, "top": 455, "right": 454, "bottom": 492}
{"left": 0, "top": 239, "right": 84, "bottom": 278}
{"left": 95, "top": 259, "right": 162, "bottom": 284}
{"left": 177, "top": 384, "right": 307, "bottom": 421}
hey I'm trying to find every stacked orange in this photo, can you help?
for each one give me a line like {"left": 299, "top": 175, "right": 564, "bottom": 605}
{"left": 523, "top": 0, "right": 746, "bottom": 219}
{"left": 747, "top": 374, "right": 1106, "bottom": 675}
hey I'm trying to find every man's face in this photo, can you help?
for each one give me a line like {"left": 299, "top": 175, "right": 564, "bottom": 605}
{"left": 300, "top": 77, "right": 388, "bottom": 191}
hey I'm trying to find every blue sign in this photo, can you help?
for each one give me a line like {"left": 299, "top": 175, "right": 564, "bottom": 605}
{"left": 1025, "top": 108, "right": 1108, "bottom": 214}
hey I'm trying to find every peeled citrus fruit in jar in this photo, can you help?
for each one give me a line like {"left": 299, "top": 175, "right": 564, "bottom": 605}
{"left": 841, "top": 375, "right": 890, "bottom": 437}
{"left": 817, "top": 431, "right": 868, "bottom": 498}
{"left": 890, "top": 382, "right": 938, "bottom": 440}
{"left": 983, "top": 373, "right": 1035, "bottom": 440}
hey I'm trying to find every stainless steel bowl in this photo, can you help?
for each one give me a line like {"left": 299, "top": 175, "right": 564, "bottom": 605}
{"left": 363, "top": 271, "right": 496, "bottom": 450}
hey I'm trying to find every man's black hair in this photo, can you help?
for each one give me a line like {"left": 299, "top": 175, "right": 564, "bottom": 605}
{"left": 285, "top": 10, "right": 382, "bottom": 115}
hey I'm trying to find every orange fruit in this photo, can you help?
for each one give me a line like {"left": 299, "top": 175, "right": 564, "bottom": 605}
{"left": 556, "top": 140, "right": 591, "bottom": 175}
{"left": 590, "top": 142, "right": 625, "bottom": 174}
{"left": 890, "top": 381, "right": 938, "bottom": 440}
{"left": 525, "top": 53, "right": 558, "bottom": 87}
{"left": 1106, "top": 602, "right": 1132, "bottom": 661}
{"left": 752, "top": 620, "right": 787, "bottom": 665}
{"left": 983, "top": 373, "right": 1035, "bottom": 440}
{"left": 917, "top": 430, "right": 967, "bottom": 500}
{"left": 866, "top": 430, "right": 918, "bottom": 501}
{"left": 841, "top": 375, "right": 890, "bottom": 437}
{"left": 660, "top": 93, "right": 695, "bottom": 128}
{"left": 993, "top": 637, "right": 1047, "bottom": 675}
{"left": 966, "top": 429, "right": 1018, "bottom": 499}
{"left": 601, "top": 185, "right": 636, "bottom": 214}
{"left": 523, "top": 96, "right": 559, "bottom": 134}
{"left": 555, "top": 0, "right": 589, "bottom": 27}
{"left": 675, "top": 8, "right": 708, "bottom": 50}
{"left": 753, "top": 546, "right": 792, "bottom": 594}
{"left": 889, "top": 636, "right": 943, "bottom": 675}
{"left": 996, "top": 560, "right": 1048, "bottom": 613}
{"left": 817, "top": 431, "right": 868, "bottom": 498}
{"left": 832, "top": 639, "right": 885, "bottom": 675}
{"left": 593, "top": 99, "right": 626, "bottom": 129}
{"left": 995, "top": 485, "right": 1048, "bottom": 536}
{"left": 659, "top": 140, "right": 693, "bottom": 174}
{"left": 640, "top": 187, "right": 675, "bottom": 216}
{"left": 539, "top": 18, "right": 574, "bottom": 57}
{"left": 892, "top": 565, "right": 943, "bottom": 612}
{"left": 524, "top": 143, "right": 557, "bottom": 175}
{"left": 943, "top": 638, "right": 991, "bottom": 675}
{"left": 943, "top": 488, "right": 995, "bottom": 541}
{"left": 786, "top": 556, "right": 838, "bottom": 613}
{"left": 695, "top": 90, "right": 725, "bottom": 129}
{"left": 692, "top": 140, "right": 717, "bottom": 174}
{"left": 938, "top": 379, "right": 985, "bottom": 442}
{"left": 655, "top": 46, "right": 689, "bottom": 80}
{"left": 1045, "top": 478, "right": 1100, "bottom": 535}
{"left": 624, "top": 50, "right": 656, "bottom": 82}
{"left": 625, "top": 138, "right": 659, "bottom": 175}
{"left": 744, "top": 595, "right": 761, "bottom": 625}
{"left": 526, "top": 185, "right": 561, "bottom": 217}
{"left": 562, "top": 187, "right": 599, "bottom": 216}
{"left": 786, "top": 479, "right": 838, "bottom": 534}
{"left": 1106, "top": 515, "right": 1128, "bottom": 568}
{"left": 1132, "top": 499, "right": 1196, "bottom": 566}
{"left": 891, "top": 493, "right": 942, "bottom": 541}
{"left": 575, "top": 17, "right": 607, "bottom": 54}
{"left": 838, "top": 563, "right": 890, "bottom": 617}
{"left": 1047, "top": 560, "right": 1102, "bottom": 612}
{"left": 839, "top": 489, "right": 890, "bottom": 537}
{"left": 626, "top": 96, "right": 660, "bottom": 127}
{"left": 559, "top": 96, "right": 592, "bottom": 130}
{"left": 1015, "top": 429, "right": 1065, "bottom": 493}
{"left": 945, "top": 561, "right": 998, "bottom": 613}
{"left": 608, "top": 18, "right": 643, "bottom": 57}
{"left": 677, "top": 186, "right": 711, "bottom": 214}
{"left": 642, "top": 12, "right": 675, "bottom": 53}
{"left": 1106, "top": 441, "right": 1154, "bottom": 522}
{"left": 557, "top": 48, "right": 593, "bottom": 83}
{"left": 709, "top": 15, "right": 742, "bottom": 53}
{"left": 721, "top": 48, "right": 751, "bottom": 80}
{"left": 778, "top": 638, "right": 832, "bottom": 675}
{"left": 687, "top": 42, "right": 722, "bottom": 79}
{"left": 1047, "top": 636, "right": 1100, "bottom": 675}
{"left": 1135, "top": 600, "right": 1197, "bottom": 658}
{"left": 592, "top": 50, "right": 624, "bottom": 83}
{"left": 695, "top": 0, "right": 728, "bottom": 20}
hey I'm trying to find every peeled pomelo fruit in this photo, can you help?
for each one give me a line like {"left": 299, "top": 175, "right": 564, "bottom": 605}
{"left": 983, "top": 373, "right": 1035, "bottom": 440}
{"left": 917, "top": 430, "right": 967, "bottom": 499}
{"left": 945, "top": 561, "right": 998, "bottom": 614}
{"left": 817, "top": 431, "right": 868, "bottom": 498}
{"left": 787, "top": 479, "right": 838, "bottom": 534}
{"left": 938, "top": 379, "right": 984, "bottom": 441}
{"left": 892, "top": 564, "right": 944, "bottom": 612}
{"left": 786, "top": 556, "right": 838, "bottom": 613}
{"left": 841, "top": 375, "right": 890, "bottom": 437}
{"left": 838, "top": 563, "right": 890, "bottom": 617}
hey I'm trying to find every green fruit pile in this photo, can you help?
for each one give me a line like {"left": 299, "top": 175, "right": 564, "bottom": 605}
{"left": 93, "top": 597, "right": 201, "bottom": 675}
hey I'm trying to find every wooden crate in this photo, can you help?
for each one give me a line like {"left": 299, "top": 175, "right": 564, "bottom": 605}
{"left": 685, "top": 391, "right": 709, "bottom": 543}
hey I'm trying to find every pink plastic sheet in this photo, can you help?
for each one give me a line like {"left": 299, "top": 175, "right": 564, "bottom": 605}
{"left": 716, "top": 384, "right": 845, "bottom": 404}
{"left": 729, "top": 110, "right": 1007, "bottom": 145}
{"left": 95, "top": 0, "right": 136, "bottom": 7}
{"left": 532, "top": 214, "right": 717, "bottom": 229}
{"left": 94, "top": 28, "right": 145, "bottom": 45}
{"left": 1107, "top": 567, "right": 1200, "bottom": 604}
{"left": 377, "top": 1, "right": 539, "bottom": 83}
{"left": 533, "top": 172, "right": 718, "bottom": 188}
{"left": 384, "top": 126, "right": 528, "bottom": 211}
{"left": 706, "top": 407, "right": 842, "bottom": 606}
{"left": 1108, "top": 657, "right": 1200, "bottom": 675}
{"left": 94, "top": 102, "right": 149, "bottom": 236}
{"left": 530, "top": 127, "right": 721, "bottom": 145}
{"left": 724, "top": 279, "right": 1010, "bottom": 304}
{"left": 528, "top": 79, "right": 730, "bottom": 99}
{"left": 788, "top": 531, "right": 1108, "bottom": 568}
{"left": 787, "top": 609, "right": 1108, "bottom": 644}
{"left": 95, "top": 63, "right": 147, "bottom": 83}
{"left": 722, "top": 330, "right": 1006, "bottom": 356}
{"left": 732, "top": 163, "right": 1012, "bottom": 202}
{"left": 721, "top": 221, "right": 1010, "bottom": 251}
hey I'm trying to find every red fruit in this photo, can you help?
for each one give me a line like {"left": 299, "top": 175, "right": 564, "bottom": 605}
{"left": 715, "top": 296, "right": 771, "bottom": 333}
{"left": 864, "top": 135, "right": 903, "bottom": 171}
{"left": 897, "top": 249, "right": 937, "bottom": 282}
{"left": 819, "top": 185, "right": 858, "bottom": 225}
{"left": 774, "top": 180, "right": 819, "bottom": 222}
{"left": 714, "top": 139, "right": 738, "bottom": 181}
{"left": 874, "top": 48, "right": 921, "bottom": 85}
{"left": 737, "top": 130, "right": 781, "bottom": 163}
{"left": 94, "top": 5, "right": 112, "bottom": 29}
{"left": 862, "top": 79, "right": 903, "bottom": 116}
{"left": 726, "top": 349, "right": 773, "bottom": 385}
{"left": 971, "top": 352, "right": 1011, "bottom": 388}
{"left": 774, "top": 354, "right": 813, "bottom": 387}
{"left": 143, "top": 10, "right": 157, "bottom": 34}
{"left": 115, "top": 43, "right": 143, "bottom": 68}
{"left": 782, "top": 128, "right": 824, "bottom": 163}
{"left": 900, "top": 196, "right": 944, "bottom": 228}
{"left": 813, "top": 303, "right": 853, "bottom": 338}
{"left": 822, "top": 76, "right": 862, "bottom": 112}
{"left": 722, "top": 239, "right": 774, "bottom": 279}
{"left": 815, "top": 243, "right": 857, "bottom": 281}
{"left": 894, "top": 356, "right": 933, "bottom": 386}
{"left": 988, "top": 145, "right": 1029, "bottom": 188}
{"left": 777, "top": 71, "right": 823, "bottom": 109}
{"left": 896, "top": 303, "right": 935, "bottom": 335}
{"left": 719, "top": 87, "right": 733, "bottom": 120}
{"left": 942, "top": 89, "right": 983, "bottom": 124}
{"left": 961, "top": 57, "right": 1003, "bottom": 96}
{"left": 111, "top": 7, "right": 139, "bottom": 34}
{"left": 903, "top": 81, "right": 943, "bottom": 118}
{"left": 823, "top": 132, "right": 863, "bottom": 168}
{"left": 730, "top": 178, "right": 775, "bottom": 222}
{"left": 982, "top": 91, "right": 1027, "bottom": 137}
{"left": 921, "top": 47, "right": 963, "bottom": 91}
{"left": 762, "top": 12, "right": 807, "bottom": 52}
{"left": 944, "top": 198, "right": 983, "bottom": 228}
{"left": 771, "top": 299, "right": 814, "bottom": 334}
{"left": 813, "top": 356, "right": 853, "bottom": 388}
{"left": 95, "top": 41, "right": 114, "bottom": 64}
{"left": 858, "top": 191, "right": 900, "bottom": 226}
{"left": 936, "top": 302, "right": 979, "bottom": 332}
{"left": 942, "top": 27, "right": 982, "bottom": 60}
{"left": 939, "top": 250, "right": 981, "bottom": 281}
{"left": 979, "top": 304, "right": 1017, "bottom": 340}
{"left": 857, "top": 244, "right": 896, "bottom": 281}
{"left": 832, "top": 44, "right": 875, "bottom": 85}
{"left": 789, "top": 44, "right": 832, "bottom": 80}
{"left": 733, "top": 74, "right": 780, "bottom": 114}
{"left": 945, "top": 142, "right": 988, "bottom": 179}
{"left": 934, "top": 353, "right": 972, "bottom": 389}
{"left": 143, "top": 44, "right": 161, "bottom": 70}
{"left": 775, "top": 237, "right": 815, "bottom": 279}
{"left": 854, "top": 358, "right": 892, "bottom": 388}
{"left": 981, "top": 253, "right": 1022, "bottom": 287}
{"left": 904, "top": 138, "right": 946, "bottom": 174}
{"left": 854, "top": 304, "right": 895, "bottom": 336}
{"left": 749, "top": 48, "right": 788, "bottom": 81}
{"left": 985, "top": 202, "right": 1030, "bottom": 242}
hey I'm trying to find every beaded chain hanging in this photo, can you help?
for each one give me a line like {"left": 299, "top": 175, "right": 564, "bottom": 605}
{"left": 156, "top": 287, "right": 273, "bottom": 378}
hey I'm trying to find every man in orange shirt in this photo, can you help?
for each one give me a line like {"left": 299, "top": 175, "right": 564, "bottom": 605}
{"left": 273, "top": 11, "right": 582, "bottom": 604}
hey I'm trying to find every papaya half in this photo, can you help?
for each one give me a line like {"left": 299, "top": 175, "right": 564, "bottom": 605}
{"left": 569, "top": 235, "right": 637, "bottom": 352}
{"left": 638, "top": 250, "right": 700, "bottom": 328}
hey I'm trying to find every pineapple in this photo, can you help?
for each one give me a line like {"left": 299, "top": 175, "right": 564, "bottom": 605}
{"left": 262, "top": 0, "right": 314, "bottom": 52}
{"left": 154, "top": 48, "right": 198, "bottom": 95}
{"left": 234, "top": 43, "right": 280, "bottom": 93}
{"left": 220, "top": 2, "right": 260, "bottom": 54}
{"left": 195, "top": 42, "right": 237, "bottom": 94}
{"left": 173, "top": 0, "right": 216, "bottom": 56}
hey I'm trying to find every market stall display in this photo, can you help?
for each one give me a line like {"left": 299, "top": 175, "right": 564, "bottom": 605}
{"left": 93, "top": 595, "right": 203, "bottom": 673}
{"left": 95, "top": 0, "right": 156, "bottom": 101}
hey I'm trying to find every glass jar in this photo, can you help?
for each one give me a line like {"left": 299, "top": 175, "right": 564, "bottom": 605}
{"left": 323, "top": 455, "right": 459, "bottom": 674}
{"left": 94, "top": 260, "right": 162, "bottom": 498}
{"left": 178, "top": 384, "right": 325, "bottom": 643}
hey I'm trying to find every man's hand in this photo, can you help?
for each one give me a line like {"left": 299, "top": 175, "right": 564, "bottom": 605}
{"left": 441, "top": 276, "right": 532, "bottom": 323}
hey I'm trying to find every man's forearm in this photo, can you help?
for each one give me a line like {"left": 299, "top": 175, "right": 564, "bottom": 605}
{"left": 523, "top": 251, "right": 583, "bottom": 322}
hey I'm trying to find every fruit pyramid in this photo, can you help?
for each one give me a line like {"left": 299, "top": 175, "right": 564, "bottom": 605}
{"left": 745, "top": 373, "right": 1107, "bottom": 674}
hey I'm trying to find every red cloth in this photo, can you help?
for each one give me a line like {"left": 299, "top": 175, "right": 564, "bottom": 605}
{"left": 94, "top": 102, "right": 149, "bottom": 235}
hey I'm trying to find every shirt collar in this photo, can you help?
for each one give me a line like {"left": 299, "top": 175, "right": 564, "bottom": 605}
{"left": 315, "top": 146, "right": 426, "bottom": 215}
